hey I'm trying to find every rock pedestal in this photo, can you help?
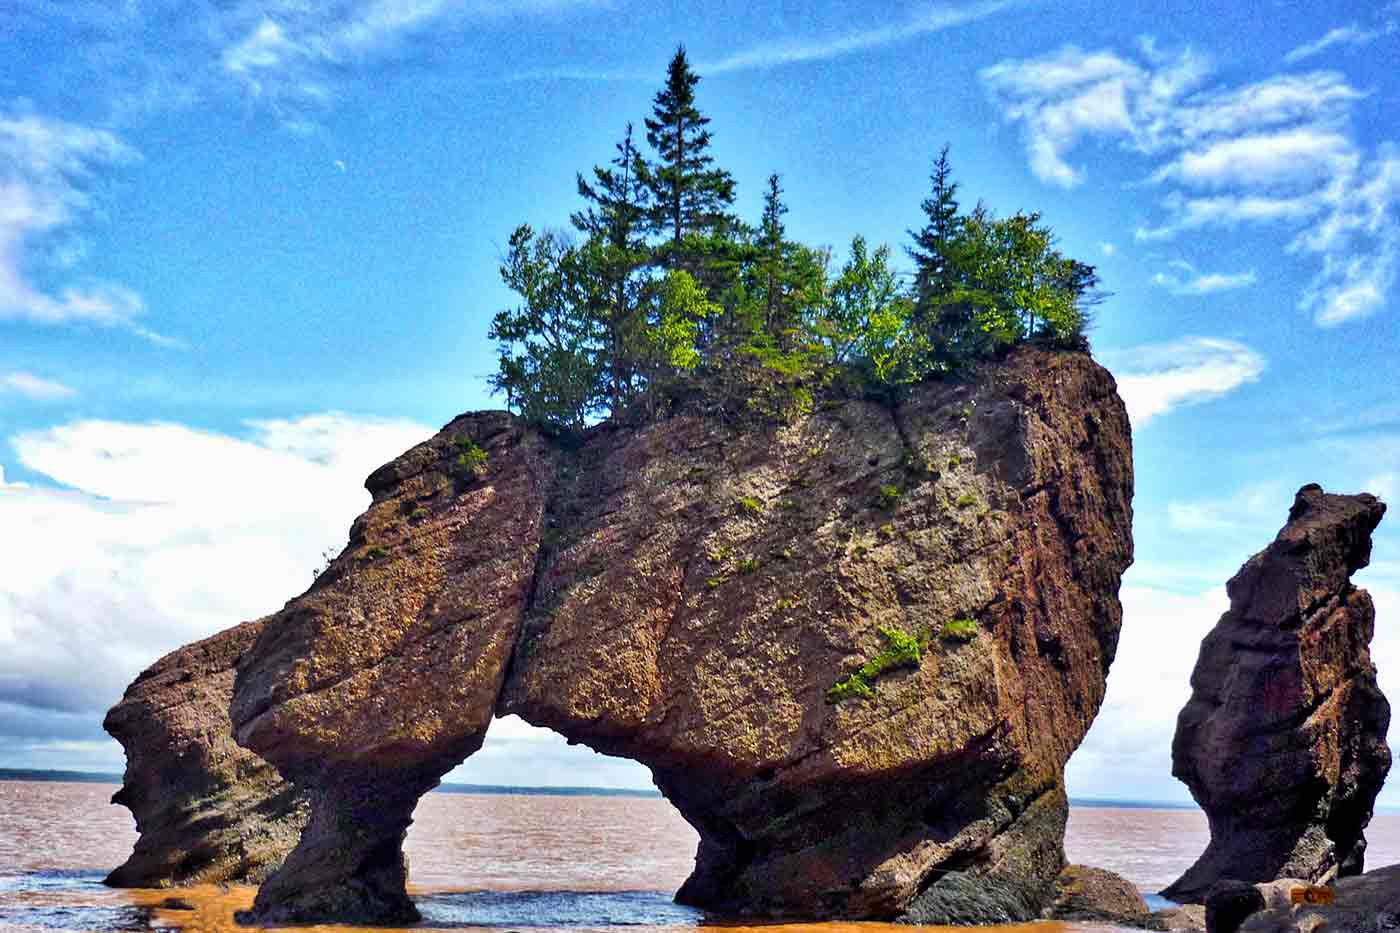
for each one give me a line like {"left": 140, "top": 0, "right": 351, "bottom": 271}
{"left": 1163, "top": 485, "right": 1389, "bottom": 904}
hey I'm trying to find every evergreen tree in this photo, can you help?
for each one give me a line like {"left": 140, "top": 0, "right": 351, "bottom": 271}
{"left": 641, "top": 46, "right": 736, "bottom": 257}
{"left": 571, "top": 124, "right": 652, "bottom": 410}
{"left": 907, "top": 145, "right": 961, "bottom": 300}
{"left": 488, "top": 225, "right": 602, "bottom": 432}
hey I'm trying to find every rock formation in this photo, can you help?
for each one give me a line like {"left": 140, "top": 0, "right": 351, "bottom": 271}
{"left": 1238, "top": 863, "right": 1400, "bottom": 933}
{"left": 103, "top": 617, "right": 307, "bottom": 887}
{"left": 1049, "top": 864, "right": 1154, "bottom": 927}
{"left": 1162, "top": 485, "right": 1389, "bottom": 904}
{"left": 220, "top": 347, "right": 1135, "bottom": 924}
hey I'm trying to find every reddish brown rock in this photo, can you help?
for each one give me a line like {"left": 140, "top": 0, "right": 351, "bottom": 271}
{"left": 230, "top": 411, "right": 558, "bottom": 923}
{"left": 501, "top": 348, "right": 1134, "bottom": 922}
{"left": 1162, "top": 486, "right": 1390, "bottom": 904}
{"left": 103, "top": 617, "right": 307, "bottom": 887}
{"left": 132, "top": 346, "right": 1134, "bottom": 926}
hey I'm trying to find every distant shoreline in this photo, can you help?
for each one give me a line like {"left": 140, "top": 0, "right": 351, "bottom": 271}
{"left": 1, "top": 769, "right": 1206, "bottom": 808}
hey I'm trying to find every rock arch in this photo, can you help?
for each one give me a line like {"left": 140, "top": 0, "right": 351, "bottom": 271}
{"left": 120, "top": 348, "right": 1137, "bottom": 925}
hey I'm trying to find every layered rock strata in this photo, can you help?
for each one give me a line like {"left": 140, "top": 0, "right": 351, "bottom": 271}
{"left": 103, "top": 618, "right": 307, "bottom": 887}
{"left": 1163, "top": 485, "right": 1389, "bottom": 903}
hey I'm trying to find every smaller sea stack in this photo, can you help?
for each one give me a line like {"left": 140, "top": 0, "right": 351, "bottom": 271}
{"left": 103, "top": 617, "right": 308, "bottom": 887}
{"left": 1163, "top": 484, "right": 1389, "bottom": 903}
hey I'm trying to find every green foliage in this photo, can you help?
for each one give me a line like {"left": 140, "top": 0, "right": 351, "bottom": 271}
{"left": 365, "top": 546, "right": 389, "bottom": 560}
{"left": 955, "top": 492, "right": 978, "bottom": 508}
{"left": 642, "top": 46, "right": 736, "bottom": 253}
{"left": 878, "top": 484, "right": 901, "bottom": 509}
{"left": 486, "top": 52, "right": 1102, "bottom": 434}
{"left": 736, "top": 495, "right": 764, "bottom": 517}
{"left": 451, "top": 436, "right": 488, "bottom": 478}
{"left": 827, "top": 625, "right": 924, "bottom": 704}
{"left": 737, "top": 556, "right": 760, "bottom": 574}
{"left": 940, "top": 617, "right": 979, "bottom": 641}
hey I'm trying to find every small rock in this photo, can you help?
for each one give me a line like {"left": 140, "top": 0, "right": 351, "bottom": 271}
{"left": 1205, "top": 880, "right": 1265, "bottom": 933}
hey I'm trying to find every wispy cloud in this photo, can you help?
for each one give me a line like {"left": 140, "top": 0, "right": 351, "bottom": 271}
{"left": 982, "top": 43, "right": 1396, "bottom": 328}
{"left": 1100, "top": 336, "right": 1266, "bottom": 426}
{"left": 696, "top": 0, "right": 1020, "bottom": 75}
{"left": 217, "top": 0, "right": 612, "bottom": 118}
{"left": 1, "top": 372, "right": 76, "bottom": 401}
{"left": 1151, "top": 260, "right": 1256, "bottom": 296}
{"left": 1284, "top": 24, "right": 1387, "bottom": 65}
{"left": 0, "top": 109, "right": 172, "bottom": 343}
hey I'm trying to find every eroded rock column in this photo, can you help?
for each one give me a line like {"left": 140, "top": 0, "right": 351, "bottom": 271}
{"left": 1163, "top": 485, "right": 1390, "bottom": 903}
{"left": 230, "top": 412, "right": 557, "bottom": 924}
{"left": 104, "top": 617, "right": 308, "bottom": 887}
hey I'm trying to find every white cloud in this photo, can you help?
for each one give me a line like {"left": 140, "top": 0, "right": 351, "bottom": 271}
{"left": 218, "top": 0, "right": 611, "bottom": 114}
{"left": 1, "top": 371, "right": 76, "bottom": 401}
{"left": 0, "top": 110, "right": 161, "bottom": 338}
{"left": 983, "top": 44, "right": 1396, "bottom": 328}
{"left": 1165, "top": 481, "right": 1294, "bottom": 535}
{"left": 1099, "top": 242, "right": 1116, "bottom": 256}
{"left": 1151, "top": 261, "right": 1256, "bottom": 296}
{"left": 0, "top": 413, "right": 428, "bottom": 763}
{"left": 697, "top": 0, "right": 1020, "bottom": 75}
{"left": 1067, "top": 584, "right": 1227, "bottom": 804}
{"left": 1101, "top": 336, "right": 1266, "bottom": 426}
{"left": 1152, "top": 128, "right": 1357, "bottom": 190}
{"left": 1284, "top": 25, "right": 1384, "bottom": 65}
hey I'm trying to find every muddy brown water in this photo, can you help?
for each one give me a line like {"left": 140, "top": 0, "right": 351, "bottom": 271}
{"left": 4, "top": 781, "right": 1400, "bottom": 932}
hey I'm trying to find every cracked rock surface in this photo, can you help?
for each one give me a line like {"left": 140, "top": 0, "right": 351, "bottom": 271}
{"left": 1163, "top": 485, "right": 1390, "bottom": 904}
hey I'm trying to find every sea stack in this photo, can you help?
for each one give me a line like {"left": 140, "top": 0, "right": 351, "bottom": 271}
{"left": 103, "top": 617, "right": 308, "bottom": 887}
{"left": 1163, "top": 485, "right": 1390, "bottom": 904}
{"left": 222, "top": 347, "right": 1133, "bottom": 925}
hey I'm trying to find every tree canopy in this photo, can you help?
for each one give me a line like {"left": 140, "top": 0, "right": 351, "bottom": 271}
{"left": 487, "top": 45, "right": 1102, "bottom": 434}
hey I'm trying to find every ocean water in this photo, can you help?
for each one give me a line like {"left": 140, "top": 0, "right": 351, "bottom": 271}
{"left": 3, "top": 781, "right": 1399, "bottom": 932}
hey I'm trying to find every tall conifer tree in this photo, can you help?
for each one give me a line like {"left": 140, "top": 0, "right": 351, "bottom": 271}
{"left": 572, "top": 124, "right": 651, "bottom": 409}
{"left": 642, "top": 46, "right": 736, "bottom": 257}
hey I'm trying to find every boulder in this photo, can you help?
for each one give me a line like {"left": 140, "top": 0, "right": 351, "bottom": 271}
{"left": 1163, "top": 486, "right": 1389, "bottom": 903}
{"left": 1050, "top": 863, "right": 1156, "bottom": 926}
{"left": 103, "top": 617, "right": 307, "bottom": 887}
{"left": 1205, "top": 880, "right": 1266, "bottom": 933}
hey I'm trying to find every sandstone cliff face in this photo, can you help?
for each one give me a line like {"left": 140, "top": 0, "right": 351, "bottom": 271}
{"left": 214, "top": 347, "right": 1133, "bottom": 925}
{"left": 103, "top": 617, "right": 307, "bottom": 887}
{"left": 1163, "top": 486, "right": 1390, "bottom": 904}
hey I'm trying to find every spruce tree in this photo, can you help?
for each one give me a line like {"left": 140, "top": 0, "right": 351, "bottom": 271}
{"left": 642, "top": 46, "right": 736, "bottom": 257}
{"left": 571, "top": 124, "right": 651, "bottom": 410}
{"left": 907, "top": 145, "right": 961, "bottom": 300}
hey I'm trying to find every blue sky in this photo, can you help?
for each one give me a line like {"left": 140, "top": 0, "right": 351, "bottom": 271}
{"left": 1, "top": 0, "right": 1398, "bottom": 806}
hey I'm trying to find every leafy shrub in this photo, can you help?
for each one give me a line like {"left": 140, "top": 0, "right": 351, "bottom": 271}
{"left": 737, "top": 556, "right": 761, "bottom": 574}
{"left": 827, "top": 625, "right": 923, "bottom": 703}
{"left": 940, "top": 617, "right": 978, "bottom": 641}
{"left": 365, "top": 546, "right": 389, "bottom": 560}
{"left": 736, "top": 496, "right": 764, "bottom": 517}
{"left": 877, "top": 484, "right": 901, "bottom": 509}
{"left": 955, "top": 492, "right": 978, "bottom": 508}
{"left": 451, "top": 436, "right": 488, "bottom": 479}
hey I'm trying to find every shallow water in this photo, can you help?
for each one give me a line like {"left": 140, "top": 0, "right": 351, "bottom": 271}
{"left": 4, "top": 781, "right": 1399, "bottom": 932}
